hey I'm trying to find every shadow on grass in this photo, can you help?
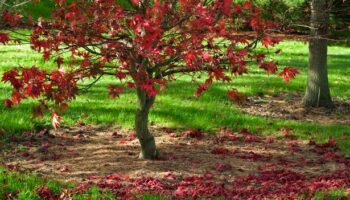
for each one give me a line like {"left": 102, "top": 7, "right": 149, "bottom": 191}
{"left": 1, "top": 42, "right": 350, "bottom": 153}
{"left": 0, "top": 79, "right": 349, "bottom": 127}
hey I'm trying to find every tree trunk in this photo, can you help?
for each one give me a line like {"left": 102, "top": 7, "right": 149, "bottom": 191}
{"left": 303, "top": 0, "right": 334, "bottom": 108}
{"left": 135, "top": 87, "right": 158, "bottom": 159}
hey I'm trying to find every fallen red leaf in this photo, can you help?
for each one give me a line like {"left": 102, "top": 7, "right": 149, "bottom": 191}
{"left": 58, "top": 166, "right": 69, "bottom": 173}
{"left": 211, "top": 147, "right": 230, "bottom": 155}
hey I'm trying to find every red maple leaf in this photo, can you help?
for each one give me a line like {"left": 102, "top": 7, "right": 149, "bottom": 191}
{"left": 211, "top": 147, "right": 230, "bottom": 155}
{"left": 35, "top": 186, "right": 57, "bottom": 200}
{"left": 260, "top": 61, "right": 278, "bottom": 74}
{"left": 279, "top": 67, "right": 300, "bottom": 82}
{"left": 0, "top": 32, "right": 10, "bottom": 44}
{"left": 108, "top": 85, "right": 124, "bottom": 98}
{"left": 227, "top": 88, "right": 246, "bottom": 104}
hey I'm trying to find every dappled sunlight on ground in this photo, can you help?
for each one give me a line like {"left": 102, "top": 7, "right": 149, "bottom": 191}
{"left": 1, "top": 125, "right": 350, "bottom": 199}
{"left": 241, "top": 92, "right": 350, "bottom": 125}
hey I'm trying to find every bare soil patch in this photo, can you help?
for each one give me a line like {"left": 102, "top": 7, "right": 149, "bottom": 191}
{"left": 1, "top": 125, "right": 350, "bottom": 199}
{"left": 241, "top": 92, "right": 350, "bottom": 125}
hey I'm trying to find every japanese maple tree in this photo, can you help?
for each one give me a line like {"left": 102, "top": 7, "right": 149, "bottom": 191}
{"left": 1, "top": 0, "right": 297, "bottom": 159}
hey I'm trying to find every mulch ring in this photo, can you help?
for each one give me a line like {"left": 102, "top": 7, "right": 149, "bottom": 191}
{"left": 241, "top": 92, "right": 350, "bottom": 125}
{"left": 1, "top": 125, "right": 350, "bottom": 199}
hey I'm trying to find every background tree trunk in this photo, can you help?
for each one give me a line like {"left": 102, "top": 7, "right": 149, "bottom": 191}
{"left": 303, "top": 0, "right": 334, "bottom": 108}
{"left": 135, "top": 87, "right": 158, "bottom": 159}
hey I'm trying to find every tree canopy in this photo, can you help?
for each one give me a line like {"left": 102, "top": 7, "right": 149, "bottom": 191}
{"left": 1, "top": 0, "right": 298, "bottom": 159}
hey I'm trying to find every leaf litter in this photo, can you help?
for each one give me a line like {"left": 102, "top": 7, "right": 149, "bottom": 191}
{"left": 241, "top": 92, "right": 350, "bottom": 125}
{"left": 1, "top": 125, "right": 350, "bottom": 199}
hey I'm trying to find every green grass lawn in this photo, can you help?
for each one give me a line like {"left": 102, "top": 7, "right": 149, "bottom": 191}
{"left": 1, "top": 40, "right": 350, "bottom": 154}
{"left": 0, "top": 40, "right": 350, "bottom": 199}
{"left": 0, "top": 165, "right": 120, "bottom": 199}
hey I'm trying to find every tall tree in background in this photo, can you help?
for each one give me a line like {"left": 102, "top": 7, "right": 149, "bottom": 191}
{"left": 303, "top": 0, "right": 334, "bottom": 108}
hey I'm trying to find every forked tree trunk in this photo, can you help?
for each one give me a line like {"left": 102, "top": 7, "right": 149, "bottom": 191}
{"left": 303, "top": 0, "right": 334, "bottom": 108}
{"left": 135, "top": 87, "right": 158, "bottom": 159}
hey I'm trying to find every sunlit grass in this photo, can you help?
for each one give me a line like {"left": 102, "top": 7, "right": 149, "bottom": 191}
{"left": 0, "top": 39, "right": 349, "bottom": 199}
{"left": 0, "top": 166, "right": 120, "bottom": 199}
{"left": 1, "top": 41, "right": 350, "bottom": 155}
{"left": 0, "top": 166, "right": 69, "bottom": 199}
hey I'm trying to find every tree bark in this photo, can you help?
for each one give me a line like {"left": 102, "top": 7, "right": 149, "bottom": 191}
{"left": 303, "top": 0, "right": 334, "bottom": 108}
{"left": 135, "top": 86, "right": 158, "bottom": 159}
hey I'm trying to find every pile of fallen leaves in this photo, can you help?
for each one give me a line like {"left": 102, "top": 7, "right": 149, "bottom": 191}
{"left": 1, "top": 126, "right": 350, "bottom": 199}
{"left": 71, "top": 132, "right": 350, "bottom": 199}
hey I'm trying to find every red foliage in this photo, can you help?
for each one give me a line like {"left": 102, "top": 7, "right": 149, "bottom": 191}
{"left": 231, "top": 169, "right": 308, "bottom": 198}
{"left": 243, "top": 134, "right": 261, "bottom": 143}
{"left": 239, "top": 128, "right": 262, "bottom": 143}
{"left": 261, "top": 35, "right": 282, "bottom": 47}
{"left": 34, "top": 131, "right": 346, "bottom": 199}
{"left": 311, "top": 138, "right": 341, "bottom": 162}
{"left": 195, "top": 81, "right": 211, "bottom": 98}
{"left": 2, "top": 10, "right": 22, "bottom": 26}
{"left": 108, "top": 85, "right": 124, "bottom": 98}
{"left": 227, "top": 88, "right": 246, "bottom": 104}
{"left": 0, "top": 32, "right": 9, "bottom": 44}
{"left": 35, "top": 186, "right": 57, "bottom": 200}
{"left": 215, "top": 134, "right": 239, "bottom": 143}
{"left": 279, "top": 67, "right": 300, "bottom": 82}
{"left": 181, "top": 129, "right": 204, "bottom": 139}
{"left": 118, "top": 140, "right": 128, "bottom": 145}
{"left": 259, "top": 61, "right": 278, "bottom": 74}
{"left": 287, "top": 140, "right": 301, "bottom": 152}
{"left": 7, "top": 128, "right": 346, "bottom": 199}
{"left": 175, "top": 180, "right": 228, "bottom": 199}
{"left": 211, "top": 147, "right": 231, "bottom": 155}
{"left": 75, "top": 161, "right": 350, "bottom": 199}
{"left": 132, "top": 177, "right": 171, "bottom": 193}
{"left": 0, "top": 0, "right": 295, "bottom": 130}
{"left": 4, "top": 164, "right": 20, "bottom": 171}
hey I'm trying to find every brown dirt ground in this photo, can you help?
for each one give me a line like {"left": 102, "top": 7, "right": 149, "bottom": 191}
{"left": 0, "top": 125, "right": 346, "bottom": 184}
{"left": 241, "top": 92, "right": 350, "bottom": 125}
